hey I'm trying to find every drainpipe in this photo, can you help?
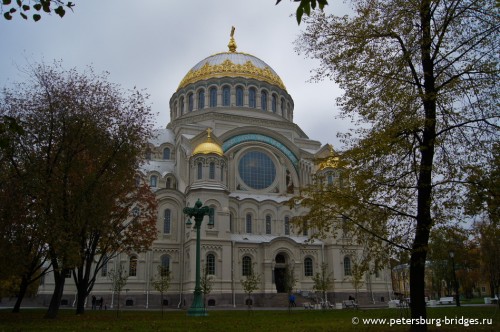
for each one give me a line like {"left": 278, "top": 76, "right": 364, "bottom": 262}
{"left": 232, "top": 240, "right": 236, "bottom": 307}
{"left": 178, "top": 221, "right": 186, "bottom": 309}
{"left": 145, "top": 251, "right": 150, "bottom": 309}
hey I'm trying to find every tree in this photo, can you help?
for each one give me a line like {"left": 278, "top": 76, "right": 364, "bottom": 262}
{"left": 200, "top": 266, "right": 214, "bottom": 311}
{"left": 312, "top": 262, "right": 334, "bottom": 305}
{"left": 294, "top": 1, "right": 499, "bottom": 330}
{"left": 275, "top": 0, "right": 329, "bottom": 24}
{"left": 151, "top": 265, "right": 172, "bottom": 317}
{"left": 1, "top": 0, "right": 74, "bottom": 21}
{"left": 108, "top": 265, "right": 128, "bottom": 317}
{"left": 283, "top": 264, "right": 298, "bottom": 296}
{"left": 0, "top": 61, "right": 157, "bottom": 318}
{"left": 240, "top": 265, "right": 261, "bottom": 309}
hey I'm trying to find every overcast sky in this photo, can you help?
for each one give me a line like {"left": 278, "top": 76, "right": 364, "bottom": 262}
{"left": 1, "top": 0, "right": 352, "bottom": 148}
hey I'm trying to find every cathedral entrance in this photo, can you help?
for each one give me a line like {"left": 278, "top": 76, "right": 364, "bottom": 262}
{"left": 274, "top": 268, "right": 286, "bottom": 293}
{"left": 274, "top": 253, "right": 287, "bottom": 293}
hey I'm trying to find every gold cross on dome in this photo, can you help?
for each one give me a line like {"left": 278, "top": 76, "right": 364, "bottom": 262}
{"left": 206, "top": 128, "right": 212, "bottom": 138}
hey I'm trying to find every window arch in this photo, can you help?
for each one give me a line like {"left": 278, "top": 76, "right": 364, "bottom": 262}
{"left": 163, "top": 209, "right": 171, "bottom": 234}
{"left": 129, "top": 256, "right": 138, "bottom": 276}
{"left": 209, "top": 87, "right": 217, "bottom": 107}
{"left": 198, "top": 89, "right": 205, "bottom": 109}
{"left": 245, "top": 214, "right": 252, "bottom": 233}
{"left": 281, "top": 98, "right": 285, "bottom": 116}
{"left": 304, "top": 257, "right": 313, "bottom": 276}
{"left": 161, "top": 255, "right": 170, "bottom": 275}
{"left": 209, "top": 162, "right": 215, "bottom": 179}
{"left": 249, "top": 87, "right": 256, "bottom": 108}
{"left": 188, "top": 93, "right": 194, "bottom": 112}
{"left": 236, "top": 86, "right": 244, "bottom": 106}
{"left": 163, "top": 147, "right": 171, "bottom": 160}
{"left": 272, "top": 94, "right": 277, "bottom": 113}
{"left": 261, "top": 90, "right": 267, "bottom": 110}
{"left": 222, "top": 86, "right": 230, "bottom": 106}
{"left": 206, "top": 253, "right": 215, "bottom": 275}
{"left": 344, "top": 256, "right": 352, "bottom": 276}
{"left": 180, "top": 97, "right": 185, "bottom": 115}
{"left": 150, "top": 175, "right": 157, "bottom": 187}
{"left": 166, "top": 177, "right": 172, "bottom": 189}
{"left": 265, "top": 214, "right": 271, "bottom": 235}
{"left": 242, "top": 256, "right": 252, "bottom": 276}
{"left": 284, "top": 216, "right": 290, "bottom": 235}
{"left": 197, "top": 162, "right": 203, "bottom": 180}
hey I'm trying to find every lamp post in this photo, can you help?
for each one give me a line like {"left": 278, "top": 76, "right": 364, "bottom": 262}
{"left": 183, "top": 199, "right": 212, "bottom": 316}
{"left": 449, "top": 250, "right": 460, "bottom": 307}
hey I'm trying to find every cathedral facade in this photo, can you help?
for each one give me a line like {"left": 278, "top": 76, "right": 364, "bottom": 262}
{"left": 38, "top": 34, "right": 392, "bottom": 309}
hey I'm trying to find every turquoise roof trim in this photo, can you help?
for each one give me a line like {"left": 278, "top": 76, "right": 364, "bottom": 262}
{"left": 223, "top": 134, "right": 298, "bottom": 170}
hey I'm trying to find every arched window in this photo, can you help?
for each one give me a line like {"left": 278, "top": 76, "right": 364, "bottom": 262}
{"left": 145, "top": 149, "right": 152, "bottom": 160}
{"left": 222, "top": 86, "right": 230, "bottom": 106}
{"left": 229, "top": 212, "right": 233, "bottom": 232}
{"left": 344, "top": 256, "right": 352, "bottom": 276}
{"left": 246, "top": 213, "right": 252, "bottom": 233}
{"left": 180, "top": 97, "right": 185, "bottom": 115}
{"left": 242, "top": 256, "right": 252, "bottom": 276}
{"left": 166, "top": 177, "right": 171, "bottom": 189}
{"left": 249, "top": 88, "right": 256, "bottom": 108}
{"left": 304, "top": 257, "right": 313, "bottom": 276}
{"left": 197, "top": 162, "right": 203, "bottom": 180}
{"left": 265, "top": 214, "right": 271, "bottom": 235}
{"left": 208, "top": 206, "right": 215, "bottom": 228}
{"left": 272, "top": 94, "right": 277, "bottom": 113}
{"left": 163, "top": 209, "right": 171, "bottom": 234}
{"left": 261, "top": 90, "right": 267, "bottom": 110}
{"left": 284, "top": 216, "right": 290, "bottom": 235}
{"left": 188, "top": 93, "right": 194, "bottom": 112}
{"left": 163, "top": 147, "right": 170, "bottom": 160}
{"left": 236, "top": 86, "right": 244, "bottom": 106}
{"left": 206, "top": 253, "right": 215, "bottom": 275}
{"left": 150, "top": 175, "right": 157, "bottom": 187}
{"left": 220, "top": 164, "right": 224, "bottom": 182}
{"left": 327, "top": 174, "right": 334, "bottom": 185}
{"left": 209, "top": 162, "right": 215, "bottom": 179}
{"left": 198, "top": 89, "right": 205, "bottom": 109}
{"left": 281, "top": 98, "right": 285, "bottom": 116}
{"left": 209, "top": 87, "right": 217, "bottom": 107}
{"left": 129, "top": 256, "right": 138, "bottom": 276}
{"left": 161, "top": 255, "right": 170, "bottom": 275}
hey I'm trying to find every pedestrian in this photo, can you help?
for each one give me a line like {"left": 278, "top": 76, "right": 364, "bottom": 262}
{"left": 289, "top": 294, "right": 296, "bottom": 307}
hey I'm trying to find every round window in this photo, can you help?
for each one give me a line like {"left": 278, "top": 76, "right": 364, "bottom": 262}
{"left": 238, "top": 151, "right": 276, "bottom": 190}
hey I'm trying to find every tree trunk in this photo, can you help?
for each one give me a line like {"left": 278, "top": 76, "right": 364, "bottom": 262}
{"left": 12, "top": 275, "right": 29, "bottom": 313}
{"left": 75, "top": 283, "right": 87, "bottom": 315}
{"left": 44, "top": 271, "right": 66, "bottom": 319}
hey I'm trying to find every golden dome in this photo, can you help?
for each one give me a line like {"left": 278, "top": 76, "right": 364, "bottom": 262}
{"left": 192, "top": 128, "right": 224, "bottom": 156}
{"left": 177, "top": 27, "right": 286, "bottom": 91}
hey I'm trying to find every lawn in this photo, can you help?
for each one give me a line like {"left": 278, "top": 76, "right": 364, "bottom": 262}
{"left": 0, "top": 306, "right": 498, "bottom": 331}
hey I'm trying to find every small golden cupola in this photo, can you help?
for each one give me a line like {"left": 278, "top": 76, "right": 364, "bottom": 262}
{"left": 192, "top": 128, "right": 224, "bottom": 156}
{"left": 318, "top": 144, "right": 339, "bottom": 170}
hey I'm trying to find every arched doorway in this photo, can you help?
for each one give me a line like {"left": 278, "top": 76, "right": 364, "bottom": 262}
{"left": 274, "top": 253, "right": 287, "bottom": 293}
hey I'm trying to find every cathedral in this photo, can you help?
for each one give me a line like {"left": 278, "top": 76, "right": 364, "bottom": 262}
{"left": 38, "top": 31, "right": 392, "bottom": 309}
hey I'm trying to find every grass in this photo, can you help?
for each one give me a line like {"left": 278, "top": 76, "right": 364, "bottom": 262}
{"left": 0, "top": 306, "right": 498, "bottom": 331}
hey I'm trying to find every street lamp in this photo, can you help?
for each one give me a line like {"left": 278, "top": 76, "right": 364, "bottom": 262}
{"left": 449, "top": 250, "right": 460, "bottom": 307}
{"left": 183, "top": 199, "right": 212, "bottom": 316}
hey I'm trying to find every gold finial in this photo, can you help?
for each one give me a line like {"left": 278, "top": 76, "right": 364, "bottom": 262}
{"left": 206, "top": 127, "right": 212, "bottom": 138}
{"left": 228, "top": 26, "right": 237, "bottom": 52}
